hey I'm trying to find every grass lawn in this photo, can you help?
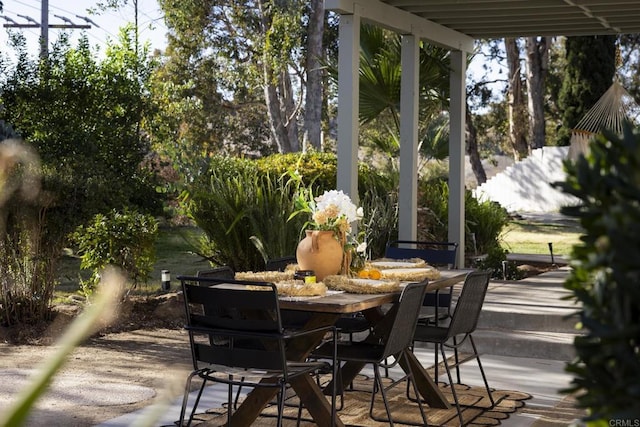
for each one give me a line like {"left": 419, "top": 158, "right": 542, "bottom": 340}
{"left": 500, "top": 218, "right": 583, "bottom": 256}
{"left": 153, "top": 225, "right": 210, "bottom": 282}
{"left": 55, "top": 226, "right": 210, "bottom": 298}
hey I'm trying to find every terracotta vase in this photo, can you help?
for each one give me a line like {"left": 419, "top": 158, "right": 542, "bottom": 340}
{"left": 296, "top": 230, "right": 344, "bottom": 281}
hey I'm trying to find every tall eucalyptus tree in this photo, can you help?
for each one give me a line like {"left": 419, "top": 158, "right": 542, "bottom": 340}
{"left": 526, "top": 36, "right": 549, "bottom": 150}
{"left": 505, "top": 37, "right": 529, "bottom": 159}
{"left": 155, "top": 0, "right": 333, "bottom": 166}
{"left": 618, "top": 34, "right": 640, "bottom": 101}
{"left": 303, "top": 0, "right": 325, "bottom": 151}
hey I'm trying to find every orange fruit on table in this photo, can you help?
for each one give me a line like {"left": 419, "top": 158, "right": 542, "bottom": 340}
{"left": 357, "top": 269, "right": 370, "bottom": 279}
{"left": 368, "top": 269, "right": 382, "bottom": 280}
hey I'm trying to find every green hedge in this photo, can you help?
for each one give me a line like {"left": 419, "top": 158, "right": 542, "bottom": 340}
{"left": 182, "top": 153, "right": 397, "bottom": 271}
{"left": 182, "top": 154, "right": 507, "bottom": 272}
{"left": 418, "top": 177, "right": 509, "bottom": 257}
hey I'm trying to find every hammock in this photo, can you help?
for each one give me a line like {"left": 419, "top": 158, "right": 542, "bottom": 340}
{"left": 568, "top": 80, "right": 640, "bottom": 159}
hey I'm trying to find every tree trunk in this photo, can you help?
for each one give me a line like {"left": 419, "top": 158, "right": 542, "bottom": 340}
{"left": 526, "top": 36, "right": 548, "bottom": 150}
{"left": 466, "top": 106, "right": 487, "bottom": 185}
{"left": 259, "top": 0, "right": 299, "bottom": 153}
{"left": 303, "top": 0, "right": 324, "bottom": 152}
{"left": 280, "top": 69, "right": 300, "bottom": 152}
{"left": 264, "top": 65, "right": 292, "bottom": 153}
{"left": 505, "top": 37, "right": 529, "bottom": 160}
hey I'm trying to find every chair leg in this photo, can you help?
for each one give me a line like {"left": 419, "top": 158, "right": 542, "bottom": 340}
{"left": 369, "top": 364, "right": 395, "bottom": 427}
{"left": 179, "top": 370, "right": 199, "bottom": 427}
{"left": 401, "top": 352, "right": 429, "bottom": 426}
{"left": 453, "top": 335, "right": 461, "bottom": 384}
{"left": 434, "top": 342, "right": 440, "bottom": 381}
{"left": 331, "top": 340, "right": 338, "bottom": 427}
{"left": 440, "top": 345, "right": 465, "bottom": 426}
{"left": 185, "top": 375, "right": 209, "bottom": 427}
{"left": 276, "top": 385, "right": 285, "bottom": 427}
{"left": 372, "top": 358, "right": 429, "bottom": 426}
{"left": 226, "top": 382, "right": 233, "bottom": 427}
{"left": 384, "top": 357, "right": 391, "bottom": 378}
{"left": 233, "top": 381, "right": 244, "bottom": 409}
{"left": 296, "top": 399, "right": 305, "bottom": 427}
{"left": 470, "top": 335, "right": 495, "bottom": 407}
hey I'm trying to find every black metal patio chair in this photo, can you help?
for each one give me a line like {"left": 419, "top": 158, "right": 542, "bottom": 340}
{"left": 178, "top": 276, "right": 338, "bottom": 427}
{"left": 310, "top": 280, "right": 429, "bottom": 426}
{"left": 384, "top": 240, "right": 459, "bottom": 379}
{"left": 412, "top": 269, "right": 495, "bottom": 426}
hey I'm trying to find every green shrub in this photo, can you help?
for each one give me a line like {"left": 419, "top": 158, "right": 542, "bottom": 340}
{"left": 0, "top": 222, "right": 58, "bottom": 327}
{"left": 359, "top": 177, "right": 398, "bottom": 259}
{"left": 417, "top": 178, "right": 450, "bottom": 242}
{"left": 182, "top": 153, "right": 398, "bottom": 271}
{"left": 1, "top": 39, "right": 164, "bottom": 323}
{"left": 255, "top": 151, "right": 392, "bottom": 199}
{"left": 0, "top": 139, "right": 57, "bottom": 327}
{"left": 418, "top": 178, "right": 508, "bottom": 256}
{"left": 465, "top": 194, "right": 510, "bottom": 256}
{"left": 181, "top": 156, "right": 307, "bottom": 272}
{"left": 72, "top": 208, "right": 158, "bottom": 295}
{"left": 255, "top": 151, "right": 337, "bottom": 191}
{"left": 555, "top": 122, "right": 640, "bottom": 421}
{"left": 471, "top": 246, "right": 524, "bottom": 280}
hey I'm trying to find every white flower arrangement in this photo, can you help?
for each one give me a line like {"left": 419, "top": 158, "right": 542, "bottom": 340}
{"left": 310, "top": 190, "right": 364, "bottom": 235}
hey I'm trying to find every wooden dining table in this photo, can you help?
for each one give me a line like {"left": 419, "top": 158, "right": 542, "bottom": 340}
{"left": 227, "top": 268, "right": 472, "bottom": 427}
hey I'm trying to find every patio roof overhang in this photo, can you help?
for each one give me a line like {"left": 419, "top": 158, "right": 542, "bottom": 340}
{"left": 377, "top": 0, "right": 640, "bottom": 38}
{"left": 327, "top": 0, "right": 637, "bottom": 267}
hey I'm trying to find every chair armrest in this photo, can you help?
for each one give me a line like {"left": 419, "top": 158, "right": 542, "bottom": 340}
{"left": 283, "top": 324, "right": 337, "bottom": 340}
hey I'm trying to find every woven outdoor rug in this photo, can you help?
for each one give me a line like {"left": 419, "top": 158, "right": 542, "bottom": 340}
{"left": 181, "top": 375, "right": 531, "bottom": 426}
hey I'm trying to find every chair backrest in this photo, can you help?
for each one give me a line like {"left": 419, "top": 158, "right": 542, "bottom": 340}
{"left": 180, "top": 276, "right": 287, "bottom": 372}
{"left": 197, "top": 266, "right": 234, "bottom": 281}
{"left": 382, "top": 280, "right": 429, "bottom": 358}
{"left": 196, "top": 267, "right": 237, "bottom": 325}
{"left": 385, "top": 240, "right": 458, "bottom": 309}
{"left": 446, "top": 270, "right": 492, "bottom": 337}
{"left": 422, "top": 287, "right": 452, "bottom": 309}
{"left": 265, "top": 256, "right": 297, "bottom": 272}
{"left": 385, "top": 240, "right": 458, "bottom": 269}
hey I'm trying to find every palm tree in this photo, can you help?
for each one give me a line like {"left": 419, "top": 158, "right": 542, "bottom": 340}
{"left": 329, "top": 24, "right": 451, "bottom": 165}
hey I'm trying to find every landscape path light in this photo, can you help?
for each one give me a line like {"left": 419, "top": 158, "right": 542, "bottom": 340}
{"left": 161, "top": 270, "right": 171, "bottom": 291}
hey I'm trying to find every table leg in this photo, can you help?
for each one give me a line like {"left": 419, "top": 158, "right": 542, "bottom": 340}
{"left": 229, "top": 312, "right": 343, "bottom": 425}
{"left": 291, "top": 374, "right": 345, "bottom": 427}
{"left": 399, "top": 348, "right": 451, "bottom": 409}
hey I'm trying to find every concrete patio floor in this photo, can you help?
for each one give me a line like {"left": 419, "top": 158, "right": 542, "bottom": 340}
{"left": 96, "top": 352, "right": 579, "bottom": 426}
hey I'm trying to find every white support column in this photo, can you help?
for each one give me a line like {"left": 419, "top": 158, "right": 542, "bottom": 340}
{"left": 398, "top": 35, "right": 419, "bottom": 241}
{"left": 448, "top": 50, "right": 466, "bottom": 267}
{"left": 336, "top": 13, "right": 360, "bottom": 202}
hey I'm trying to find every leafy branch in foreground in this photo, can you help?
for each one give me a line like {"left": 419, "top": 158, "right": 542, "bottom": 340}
{"left": 556, "top": 121, "right": 640, "bottom": 421}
